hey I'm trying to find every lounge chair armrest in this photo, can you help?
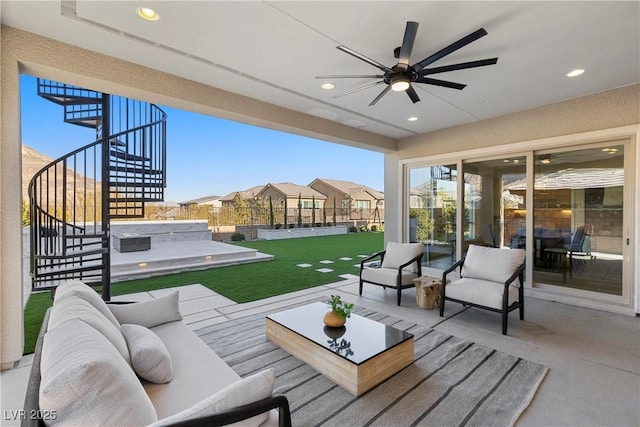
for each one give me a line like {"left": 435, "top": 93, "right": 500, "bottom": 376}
{"left": 165, "top": 394, "right": 292, "bottom": 427}
{"left": 397, "top": 253, "right": 424, "bottom": 272}
{"left": 503, "top": 263, "right": 525, "bottom": 287}
{"left": 442, "top": 258, "right": 464, "bottom": 284}
{"left": 360, "top": 250, "right": 386, "bottom": 267}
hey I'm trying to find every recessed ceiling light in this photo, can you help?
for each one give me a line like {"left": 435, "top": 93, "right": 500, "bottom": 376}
{"left": 502, "top": 159, "right": 510, "bottom": 163}
{"left": 566, "top": 69, "right": 584, "bottom": 77}
{"left": 602, "top": 148, "right": 618, "bottom": 153}
{"left": 136, "top": 7, "right": 160, "bottom": 21}
{"left": 321, "top": 83, "right": 335, "bottom": 90}
{"left": 541, "top": 157, "right": 551, "bottom": 164}
{"left": 407, "top": 116, "right": 418, "bottom": 122}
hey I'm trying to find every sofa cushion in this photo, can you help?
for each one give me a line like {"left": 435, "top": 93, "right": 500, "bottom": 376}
{"left": 445, "top": 277, "right": 520, "bottom": 310}
{"left": 54, "top": 280, "right": 120, "bottom": 328}
{"left": 144, "top": 321, "right": 242, "bottom": 419}
{"left": 39, "top": 318, "right": 157, "bottom": 426}
{"left": 109, "top": 291, "right": 182, "bottom": 328}
{"left": 121, "top": 324, "right": 173, "bottom": 384}
{"left": 461, "top": 245, "right": 525, "bottom": 284}
{"left": 361, "top": 267, "right": 418, "bottom": 287}
{"left": 49, "top": 295, "right": 131, "bottom": 364}
{"left": 381, "top": 242, "right": 424, "bottom": 273}
{"left": 149, "top": 369, "right": 275, "bottom": 427}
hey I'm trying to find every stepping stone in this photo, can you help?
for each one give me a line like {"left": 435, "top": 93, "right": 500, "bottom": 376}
{"left": 319, "top": 260, "right": 334, "bottom": 264}
{"left": 357, "top": 254, "right": 369, "bottom": 258}
{"left": 296, "top": 263, "right": 313, "bottom": 268}
{"left": 316, "top": 268, "right": 334, "bottom": 273}
{"left": 339, "top": 273, "right": 359, "bottom": 280}
{"left": 339, "top": 257, "right": 353, "bottom": 261}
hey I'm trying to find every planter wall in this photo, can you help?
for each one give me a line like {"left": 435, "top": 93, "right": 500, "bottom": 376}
{"left": 257, "top": 225, "right": 348, "bottom": 240}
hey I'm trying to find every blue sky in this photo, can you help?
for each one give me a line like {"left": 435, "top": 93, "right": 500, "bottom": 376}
{"left": 20, "top": 75, "right": 384, "bottom": 202}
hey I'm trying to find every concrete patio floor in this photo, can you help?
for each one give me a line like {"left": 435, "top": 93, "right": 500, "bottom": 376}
{"left": 2, "top": 277, "right": 639, "bottom": 426}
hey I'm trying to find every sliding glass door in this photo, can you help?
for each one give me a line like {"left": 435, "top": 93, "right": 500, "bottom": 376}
{"left": 463, "top": 156, "right": 527, "bottom": 252}
{"left": 408, "top": 164, "right": 458, "bottom": 269}
{"left": 405, "top": 139, "right": 631, "bottom": 307}
{"left": 532, "top": 146, "right": 624, "bottom": 295}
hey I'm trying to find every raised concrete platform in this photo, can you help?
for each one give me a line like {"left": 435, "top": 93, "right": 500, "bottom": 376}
{"left": 111, "top": 240, "right": 273, "bottom": 282}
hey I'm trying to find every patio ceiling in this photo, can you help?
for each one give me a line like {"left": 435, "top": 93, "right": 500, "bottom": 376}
{"left": 1, "top": 1, "right": 639, "bottom": 141}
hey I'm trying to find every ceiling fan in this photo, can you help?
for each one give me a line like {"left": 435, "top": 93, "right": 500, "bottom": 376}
{"left": 317, "top": 22, "right": 498, "bottom": 106}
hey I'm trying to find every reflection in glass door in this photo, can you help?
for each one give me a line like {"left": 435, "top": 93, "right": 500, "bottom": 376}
{"left": 463, "top": 156, "right": 527, "bottom": 254}
{"left": 408, "top": 164, "right": 458, "bottom": 269}
{"left": 533, "top": 146, "right": 624, "bottom": 295}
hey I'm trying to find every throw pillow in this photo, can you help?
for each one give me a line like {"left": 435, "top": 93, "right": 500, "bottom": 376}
{"left": 40, "top": 318, "right": 158, "bottom": 426}
{"left": 121, "top": 323, "right": 174, "bottom": 384}
{"left": 53, "top": 280, "right": 120, "bottom": 327}
{"left": 149, "top": 368, "right": 275, "bottom": 427}
{"left": 49, "top": 295, "right": 131, "bottom": 364}
{"left": 380, "top": 242, "right": 425, "bottom": 273}
{"left": 108, "top": 290, "right": 182, "bottom": 328}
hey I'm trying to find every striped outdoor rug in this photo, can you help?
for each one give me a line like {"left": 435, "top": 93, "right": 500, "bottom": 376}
{"left": 196, "top": 304, "right": 548, "bottom": 427}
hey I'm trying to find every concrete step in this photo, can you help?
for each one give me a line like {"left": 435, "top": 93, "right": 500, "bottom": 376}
{"left": 110, "top": 240, "right": 273, "bottom": 282}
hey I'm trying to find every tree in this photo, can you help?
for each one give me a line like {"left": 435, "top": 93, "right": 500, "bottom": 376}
{"left": 333, "top": 197, "right": 337, "bottom": 225}
{"left": 283, "top": 197, "right": 288, "bottom": 228}
{"left": 322, "top": 204, "right": 327, "bottom": 227}
{"left": 22, "top": 199, "right": 30, "bottom": 226}
{"left": 311, "top": 195, "right": 316, "bottom": 226}
{"left": 297, "top": 193, "right": 302, "bottom": 227}
{"left": 268, "top": 195, "right": 274, "bottom": 229}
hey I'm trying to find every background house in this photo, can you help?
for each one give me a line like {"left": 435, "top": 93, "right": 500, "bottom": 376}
{"left": 309, "top": 178, "right": 384, "bottom": 223}
{"left": 179, "top": 195, "right": 222, "bottom": 209}
{"left": 220, "top": 185, "right": 266, "bottom": 208}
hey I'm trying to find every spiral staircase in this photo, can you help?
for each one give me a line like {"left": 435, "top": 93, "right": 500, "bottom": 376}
{"left": 28, "top": 79, "right": 167, "bottom": 299}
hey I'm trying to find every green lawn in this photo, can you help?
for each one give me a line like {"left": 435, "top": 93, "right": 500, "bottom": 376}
{"left": 23, "top": 232, "right": 383, "bottom": 354}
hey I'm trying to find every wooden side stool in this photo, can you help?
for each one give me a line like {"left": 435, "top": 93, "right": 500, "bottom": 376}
{"left": 412, "top": 276, "right": 442, "bottom": 309}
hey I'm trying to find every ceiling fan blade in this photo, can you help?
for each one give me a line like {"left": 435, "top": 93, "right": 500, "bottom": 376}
{"left": 406, "top": 85, "right": 421, "bottom": 103}
{"left": 413, "top": 28, "right": 489, "bottom": 71}
{"left": 334, "top": 81, "right": 385, "bottom": 98}
{"left": 316, "top": 74, "right": 385, "bottom": 79}
{"left": 406, "top": 86, "right": 420, "bottom": 104}
{"left": 336, "top": 45, "right": 392, "bottom": 73}
{"left": 415, "top": 76, "right": 467, "bottom": 90}
{"left": 369, "top": 86, "right": 391, "bottom": 106}
{"left": 398, "top": 21, "right": 419, "bottom": 69}
{"left": 419, "top": 58, "right": 498, "bottom": 75}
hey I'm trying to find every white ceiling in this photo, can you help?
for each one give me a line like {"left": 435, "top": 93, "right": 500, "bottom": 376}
{"left": 2, "top": 1, "right": 639, "bottom": 140}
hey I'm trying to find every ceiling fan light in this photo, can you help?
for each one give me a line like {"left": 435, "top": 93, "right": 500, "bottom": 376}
{"left": 390, "top": 75, "right": 410, "bottom": 92}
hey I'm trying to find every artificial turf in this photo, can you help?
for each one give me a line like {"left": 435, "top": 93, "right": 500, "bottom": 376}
{"left": 23, "top": 232, "right": 384, "bottom": 354}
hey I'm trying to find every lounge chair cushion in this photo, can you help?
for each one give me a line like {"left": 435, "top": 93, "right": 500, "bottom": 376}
{"left": 381, "top": 242, "right": 424, "bottom": 272}
{"left": 109, "top": 291, "right": 182, "bottom": 328}
{"left": 149, "top": 368, "right": 276, "bottom": 427}
{"left": 461, "top": 245, "right": 525, "bottom": 284}
{"left": 53, "top": 280, "right": 120, "bottom": 327}
{"left": 122, "top": 324, "right": 174, "bottom": 384}
{"left": 361, "top": 267, "right": 418, "bottom": 287}
{"left": 444, "top": 277, "right": 519, "bottom": 310}
{"left": 49, "top": 295, "right": 131, "bottom": 364}
{"left": 40, "top": 318, "right": 158, "bottom": 426}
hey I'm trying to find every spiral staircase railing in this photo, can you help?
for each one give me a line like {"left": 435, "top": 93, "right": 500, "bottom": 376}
{"left": 28, "top": 79, "right": 166, "bottom": 299}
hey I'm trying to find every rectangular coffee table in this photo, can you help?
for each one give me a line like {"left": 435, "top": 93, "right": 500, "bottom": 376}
{"left": 265, "top": 301, "right": 414, "bottom": 396}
